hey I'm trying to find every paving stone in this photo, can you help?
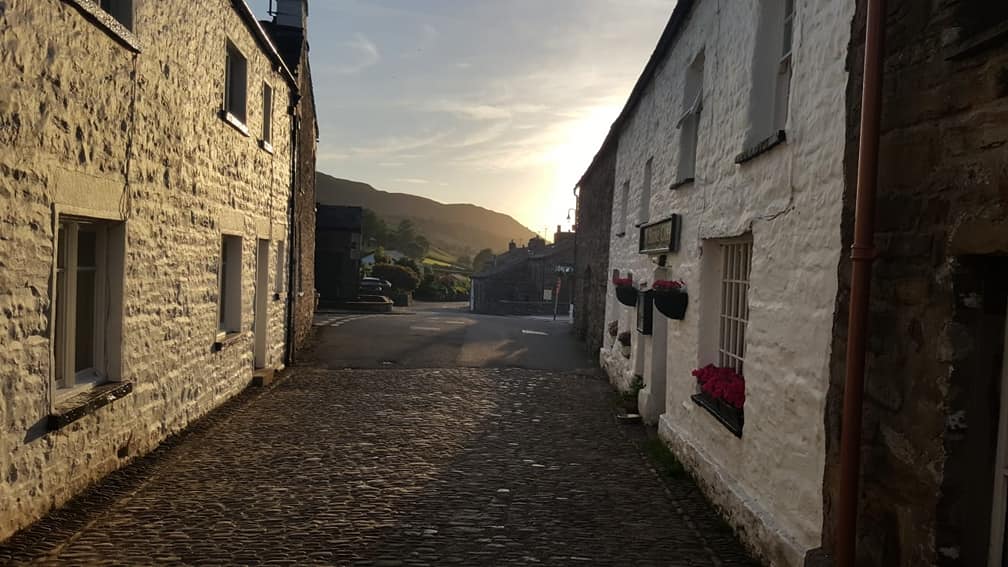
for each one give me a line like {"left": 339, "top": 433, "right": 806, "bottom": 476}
{"left": 0, "top": 366, "right": 757, "bottom": 565}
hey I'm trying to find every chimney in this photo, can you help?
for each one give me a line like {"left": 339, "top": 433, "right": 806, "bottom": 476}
{"left": 274, "top": 0, "right": 308, "bottom": 29}
{"left": 508, "top": 240, "right": 517, "bottom": 251}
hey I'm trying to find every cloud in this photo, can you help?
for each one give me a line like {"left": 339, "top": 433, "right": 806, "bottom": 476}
{"left": 327, "top": 34, "right": 380, "bottom": 75}
{"left": 393, "top": 177, "right": 430, "bottom": 184}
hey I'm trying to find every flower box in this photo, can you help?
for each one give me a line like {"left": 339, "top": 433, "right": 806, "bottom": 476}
{"left": 691, "top": 364, "right": 745, "bottom": 437}
{"left": 653, "top": 289, "right": 688, "bottom": 319}
{"left": 615, "top": 285, "right": 637, "bottom": 307}
{"left": 691, "top": 392, "right": 744, "bottom": 437}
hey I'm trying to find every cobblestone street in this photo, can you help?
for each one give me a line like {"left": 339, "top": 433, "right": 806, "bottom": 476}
{"left": 1, "top": 363, "right": 756, "bottom": 565}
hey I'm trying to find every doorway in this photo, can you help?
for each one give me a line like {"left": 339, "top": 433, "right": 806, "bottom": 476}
{"left": 254, "top": 238, "right": 269, "bottom": 369}
{"left": 989, "top": 313, "right": 1008, "bottom": 566}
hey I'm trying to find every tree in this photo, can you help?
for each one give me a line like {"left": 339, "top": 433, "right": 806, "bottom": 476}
{"left": 394, "top": 256, "right": 421, "bottom": 274}
{"left": 371, "top": 263, "right": 420, "bottom": 292}
{"left": 362, "top": 209, "right": 388, "bottom": 246}
{"left": 473, "top": 248, "right": 494, "bottom": 272}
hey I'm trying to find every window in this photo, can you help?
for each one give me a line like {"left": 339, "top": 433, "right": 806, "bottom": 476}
{"left": 99, "top": 0, "right": 133, "bottom": 30}
{"left": 677, "top": 51, "right": 704, "bottom": 184}
{"left": 717, "top": 239, "right": 753, "bottom": 374}
{"left": 53, "top": 218, "right": 125, "bottom": 395}
{"left": 638, "top": 158, "right": 653, "bottom": 225}
{"left": 224, "top": 42, "right": 248, "bottom": 126}
{"left": 745, "top": 0, "right": 794, "bottom": 148}
{"left": 261, "top": 82, "right": 274, "bottom": 149}
{"left": 617, "top": 180, "right": 630, "bottom": 236}
{"left": 219, "top": 235, "right": 243, "bottom": 334}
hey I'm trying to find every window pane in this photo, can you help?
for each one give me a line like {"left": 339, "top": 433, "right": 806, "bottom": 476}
{"left": 74, "top": 269, "right": 95, "bottom": 373}
{"left": 55, "top": 263, "right": 67, "bottom": 386}
{"left": 77, "top": 229, "right": 97, "bottom": 267}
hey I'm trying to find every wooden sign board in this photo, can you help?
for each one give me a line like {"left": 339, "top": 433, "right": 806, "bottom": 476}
{"left": 639, "top": 215, "right": 681, "bottom": 254}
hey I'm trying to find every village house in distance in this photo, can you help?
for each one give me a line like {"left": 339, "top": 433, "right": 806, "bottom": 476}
{"left": 575, "top": 0, "right": 1008, "bottom": 566}
{"left": 0, "top": 0, "right": 317, "bottom": 541}
{"left": 470, "top": 227, "right": 575, "bottom": 316}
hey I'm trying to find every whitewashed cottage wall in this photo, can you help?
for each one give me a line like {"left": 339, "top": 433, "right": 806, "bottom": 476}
{"left": 599, "top": 1, "right": 855, "bottom": 565}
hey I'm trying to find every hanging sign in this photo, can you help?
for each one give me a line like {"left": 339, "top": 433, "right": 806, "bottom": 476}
{"left": 639, "top": 215, "right": 681, "bottom": 254}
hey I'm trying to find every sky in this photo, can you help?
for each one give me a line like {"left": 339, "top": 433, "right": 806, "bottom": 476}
{"left": 247, "top": 0, "right": 676, "bottom": 236}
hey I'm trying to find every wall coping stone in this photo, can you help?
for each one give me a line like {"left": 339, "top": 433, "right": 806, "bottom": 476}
{"left": 61, "top": 0, "right": 141, "bottom": 53}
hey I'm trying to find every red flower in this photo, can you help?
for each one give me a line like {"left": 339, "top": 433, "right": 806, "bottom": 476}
{"left": 652, "top": 279, "right": 686, "bottom": 291}
{"left": 692, "top": 364, "right": 745, "bottom": 409}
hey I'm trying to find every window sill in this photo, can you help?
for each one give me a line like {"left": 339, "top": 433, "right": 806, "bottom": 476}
{"left": 735, "top": 130, "right": 786, "bottom": 164}
{"left": 212, "top": 331, "right": 244, "bottom": 352}
{"left": 670, "top": 177, "right": 694, "bottom": 191}
{"left": 220, "top": 111, "right": 251, "bottom": 137}
{"left": 259, "top": 140, "right": 274, "bottom": 154}
{"left": 691, "top": 392, "right": 743, "bottom": 438}
{"left": 62, "top": 0, "right": 141, "bottom": 53}
{"left": 48, "top": 381, "right": 134, "bottom": 431}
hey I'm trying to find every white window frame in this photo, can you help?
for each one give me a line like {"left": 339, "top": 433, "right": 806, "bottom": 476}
{"left": 218, "top": 234, "right": 243, "bottom": 335}
{"left": 677, "top": 51, "right": 704, "bottom": 183}
{"left": 53, "top": 217, "right": 125, "bottom": 398}
{"left": 261, "top": 81, "right": 274, "bottom": 151}
{"left": 638, "top": 157, "right": 653, "bottom": 225}
{"left": 617, "top": 180, "right": 630, "bottom": 236}
{"left": 224, "top": 41, "right": 249, "bottom": 127}
{"left": 99, "top": 0, "right": 134, "bottom": 31}
{"left": 716, "top": 238, "right": 753, "bottom": 374}
{"left": 774, "top": 0, "right": 795, "bottom": 132}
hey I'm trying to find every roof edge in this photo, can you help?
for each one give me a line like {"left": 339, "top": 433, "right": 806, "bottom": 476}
{"left": 232, "top": 0, "right": 298, "bottom": 90}
{"left": 576, "top": 0, "right": 697, "bottom": 189}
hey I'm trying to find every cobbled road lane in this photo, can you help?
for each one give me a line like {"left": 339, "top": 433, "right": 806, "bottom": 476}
{"left": 0, "top": 367, "right": 756, "bottom": 566}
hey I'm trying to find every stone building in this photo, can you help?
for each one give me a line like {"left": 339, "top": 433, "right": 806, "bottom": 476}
{"left": 471, "top": 233, "right": 574, "bottom": 316}
{"left": 817, "top": 3, "right": 1008, "bottom": 566}
{"left": 587, "top": 0, "right": 1008, "bottom": 565}
{"left": 315, "top": 205, "right": 362, "bottom": 305}
{"left": 0, "top": 0, "right": 314, "bottom": 542}
{"left": 261, "top": 0, "right": 318, "bottom": 360}
{"left": 592, "top": 0, "right": 853, "bottom": 564}
{"left": 573, "top": 142, "right": 616, "bottom": 357}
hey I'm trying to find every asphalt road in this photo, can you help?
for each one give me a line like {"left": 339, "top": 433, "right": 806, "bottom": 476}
{"left": 306, "top": 301, "right": 595, "bottom": 371}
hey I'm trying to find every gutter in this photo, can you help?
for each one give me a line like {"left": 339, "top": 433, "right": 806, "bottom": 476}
{"left": 836, "top": 0, "right": 886, "bottom": 565}
{"left": 283, "top": 102, "right": 300, "bottom": 366}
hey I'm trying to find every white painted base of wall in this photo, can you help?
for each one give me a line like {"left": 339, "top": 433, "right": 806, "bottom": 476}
{"left": 600, "top": 342, "right": 634, "bottom": 392}
{"left": 658, "top": 412, "right": 810, "bottom": 567}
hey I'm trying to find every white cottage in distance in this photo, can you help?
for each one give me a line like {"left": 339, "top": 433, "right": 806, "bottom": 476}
{"left": 595, "top": 0, "right": 854, "bottom": 565}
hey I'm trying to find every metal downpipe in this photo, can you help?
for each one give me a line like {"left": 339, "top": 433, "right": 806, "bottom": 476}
{"left": 837, "top": 0, "right": 886, "bottom": 565}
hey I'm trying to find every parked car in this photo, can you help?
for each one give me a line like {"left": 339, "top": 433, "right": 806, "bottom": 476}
{"left": 360, "top": 276, "right": 392, "bottom": 295}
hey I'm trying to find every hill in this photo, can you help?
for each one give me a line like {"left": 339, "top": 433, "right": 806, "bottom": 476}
{"left": 316, "top": 173, "right": 538, "bottom": 258}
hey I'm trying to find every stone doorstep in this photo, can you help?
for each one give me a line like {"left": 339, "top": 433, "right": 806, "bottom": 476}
{"left": 48, "top": 381, "right": 134, "bottom": 431}
{"left": 251, "top": 368, "right": 276, "bottom": 387}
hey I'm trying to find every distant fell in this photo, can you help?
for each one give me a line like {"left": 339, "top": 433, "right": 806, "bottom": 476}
{"left": 316, "top": 172, "right": 537, "bottom": 258}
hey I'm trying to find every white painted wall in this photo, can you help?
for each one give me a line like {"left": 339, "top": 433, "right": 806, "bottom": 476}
{"left": 600, "top": 1, "right": 855, "bottom": 565}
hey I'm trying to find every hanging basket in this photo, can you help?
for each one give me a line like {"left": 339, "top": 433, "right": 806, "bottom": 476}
{"left": 654, "top": 289, "right": 688, "bottom": 319}
{"left": 615, "top": 285, "right": 637, "bottom": 307}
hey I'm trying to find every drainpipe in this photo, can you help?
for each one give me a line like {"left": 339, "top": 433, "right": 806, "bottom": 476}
{"left": 283, "top": 98, "right": 301, "bottom": 367}
{"left": 836, "top": 0, "right": 886, "bottom": 565}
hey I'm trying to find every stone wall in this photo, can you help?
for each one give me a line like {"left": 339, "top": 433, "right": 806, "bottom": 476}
{"left": 821, "top": 2, "right": 1008, "bottom": 565}
{"left": 289, "top": 46, "right": 317, "bottom": 360}
{"left": 0, "top": 0, "right": 298, "bottom": 541}
{"left": 599, "top": 1, "right": 855, "bottom": 564}
{"left": 574, "top": 142, "right": 616, "bottom": 358}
